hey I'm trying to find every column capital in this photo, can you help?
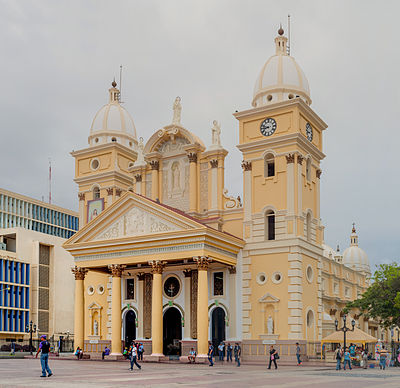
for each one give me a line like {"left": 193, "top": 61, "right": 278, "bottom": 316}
{"left": 183, "top": 269, "right": 192, "bottom": 278}
{"left": 106, "top": 187, "right": 114, "bottom": 196}
{"left": 316, "top": 169, "right": 322, "bottom": 179}
{"left": 194, "top": 256, "right": 211, "bottom": 271}
{"left": 149, "top": 160, "right": 160, "bottom": 171}
{"left": 285, "top": 154, "right": 295, "bottom": 164}
{"left": 149, "top": 260, "right": 166, "bottom": 274}
{"left": 78, "top": 193, "right": 85, "bottom": 201}
{"left": 137, "top": 272, "right": 146, "bottom": 281}
{"left": 71, "top": 266, "right": 88, "bottom": 280}
{"left": 115, "top": 188, "right": 122, "bottom": 197}
{"left": 135, "top": 174, "right": 142, "bottom": 182}
{"left": 108, "top": 264, "right": 126, "bottom": 277}
{"left": 187, "top": 152, "right": 198, "bottom": 163}
{"left": 210, "top": 159, "right": 218, "bottom": 168}
{"left": 297, "top": 155, "right": 304, "bottom": 165}
{"left": 228, "top": 266, "right": 236, "bottom": 274}
{"left": 241, "top": 160, "right": 252, "bottom": 171}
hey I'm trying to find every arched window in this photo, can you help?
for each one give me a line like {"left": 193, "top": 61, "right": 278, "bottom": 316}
{"left": 306, "top": 158, "right": 311, "bottom": 181}
{"left": 264, "top": 153, "right": 275, "bottom": 177}
{"left": 93, "top": 186, "right": 100, "bottom": 199}
{"left": 306, "top": 212, "right": 312, "bottom": 241}
{"left": 265, "top": 210, "right": 275, "bottom": 241}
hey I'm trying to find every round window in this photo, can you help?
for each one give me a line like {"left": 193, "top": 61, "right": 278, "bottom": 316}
{"left": 111, "top": 137, "right": 117, "bottom": 142}
{"left": 267, "top": 95, "right": 273, "bottom": 101}
{"left": 256, "top": 272, "right": 267, "bottom": 285}
{"left": 164, "top": 276, "right": 180, "bottom": 298}
{"left": 306, "top": 265, "right": 313, "bottom": 283}
{"left": 272, "top": 272, "right": 283, "bottom": 284}
{"left": 97, "top": 285, "right": 105, "bottom": 295}
{"left": 87, "top": 286, "right": 94, "bottom": 295}
{"left": 95, "top": 137, "right": 99, "bottom": 143}
{"left": 91, "top": 159, "right": 99, "bottom": 170}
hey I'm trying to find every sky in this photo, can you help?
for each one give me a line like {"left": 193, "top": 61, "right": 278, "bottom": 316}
{"left": 0, "top": 0, "right": 398, "bottom": 269}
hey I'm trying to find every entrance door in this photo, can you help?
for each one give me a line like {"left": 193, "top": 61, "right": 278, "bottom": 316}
{"left": 163, "top": 307, "right": 182, "bottom": 356}
{"left": 124, "top": 310, "right": 136, "bottom": 347}
{"left": 211, "top": 307, "right": 226, "bottom": 354}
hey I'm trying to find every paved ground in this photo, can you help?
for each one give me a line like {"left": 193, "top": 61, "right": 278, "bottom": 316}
{"left": 1, "top": 359, "right": 400, "bottom": 387}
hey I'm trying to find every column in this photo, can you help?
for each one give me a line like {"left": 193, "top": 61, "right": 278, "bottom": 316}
{"left": 78, "top": 193, "right": 85, "bottom": 229}
{"left": 108, "top": 264, "right": 126, "bottom": 355}
{"left": 137, "top": 273, "right": 145, "bottom": 339}
{"left": 195, "top": 256, "right": 211, "bottom": 356}
{"left": 149, "top": 260, "right": 165, "bottom": 356}
{"left": 106, "top": 188, "right": 114, "bottom": 208}
{"left": 209, "top": 160, "right": 218, "bottom": 211}
{"left": 188, "top": 153, "right": 198, "bottom": 213}
{"left": 183, "top": 270, "right": 192, "bottom": 339}
{"left": 241, "top": 161, "right": 252, "bottom": 222}
{"left": 71, "top": 266, "right": 88, "bottom": 350}
{"left": 228, "top": 266, "right": 237, "bottom": 339}
{"left": 149, "top": 161, "right": 159, "bottom": 201}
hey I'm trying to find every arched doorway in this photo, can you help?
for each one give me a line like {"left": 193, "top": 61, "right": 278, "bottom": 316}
{"left": 163, "top": 307, "right": 182, "bottom": 356}
{"left": 211, "top": 307, "right": 226, "bottom": 354}
{"left": 124, "top": 310, "right": 136, "bottom": 347}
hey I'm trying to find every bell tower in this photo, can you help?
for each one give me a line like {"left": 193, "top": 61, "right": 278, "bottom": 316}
{"left": 235, "top": 28, "right": 327, "bottom": 343}
{"left": 72, "top": 81, "right": 138, "bottom": 228}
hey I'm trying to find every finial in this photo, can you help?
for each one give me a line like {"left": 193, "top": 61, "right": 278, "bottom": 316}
{"left": 352, "top": 222, "right": 356, "bottom": 233}
{"left": 278, "top": 24, "right": 284, "bottom": 36}
{"left": 336, "top": 244, "right": 340, "bottom": 252}
{"left": 112, "top": 78, "right": 117, "bottom": 88}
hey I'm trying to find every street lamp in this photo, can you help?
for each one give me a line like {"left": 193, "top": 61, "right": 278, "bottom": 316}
{"left": 335, "top": 314, "right": 355, "bottom": 351}
{"left": 25, "top": 320, "right": 36, "bottom": 356}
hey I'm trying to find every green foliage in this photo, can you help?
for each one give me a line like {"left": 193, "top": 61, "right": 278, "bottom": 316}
{"left": 346, "top": 262, "right": 400, "bottom": 328}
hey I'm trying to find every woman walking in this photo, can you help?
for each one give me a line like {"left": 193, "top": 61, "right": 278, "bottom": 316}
{"left": 268, "top": 345, "right": 278, "bottom": 370}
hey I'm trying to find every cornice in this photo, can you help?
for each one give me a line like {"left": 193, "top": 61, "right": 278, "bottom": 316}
{"left": 71, "top": 142, "right": 137, "bottom": 159}
{"left": 74, "top": 170, "right": 133, "bottom": 185}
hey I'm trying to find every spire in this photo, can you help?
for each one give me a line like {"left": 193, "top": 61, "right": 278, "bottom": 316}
{"left": 109, "top": 79, "right": 120, "bottom": 103}
{"left": 350, "top": 223, "right": 358, "bottom": 246}
{"left": 275, "top": 25, "right": 288, "bottom": 55}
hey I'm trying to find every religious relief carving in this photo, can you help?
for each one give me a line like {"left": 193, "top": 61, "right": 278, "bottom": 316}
{"left": 149, "top": 260, "right": 166, "bottom": 274}
{"left": 135, "top": 174, "right": 142, "bottom": 183}
{"left": 285, "top": 154, "right": 295, "bottom": 164}
{"left": 108, "top": 264, "right": 126, "bottom": 277}
{"left": 316, "top": 169, "right": 322, "bottom": 179}
{"left": 297, "top": 155, "right": 304, "bottom": 165}
{"left": 71, "top": 266, "right": 88, "bottom": 280}
{"left": 78, "top": 193, "right": 85, "bottom": 201}
{"left": 241, "top": 161, "right": 252, "bottom": 171}
{"left": 143, "top": 273, "right": 152, "bottom": 338}
{"left": 183, "top": 269, "right": 192, "bottom": 278}
{"left": 115, "top": 188, "right": 122, "bottom": 197}
{"left": 172, "top": 96, "right": 182, "bottom": 125}
{"left": 171, "top": 162, "right": 181, "bottom": 191}
{"left": 106, "top": 187, "right": 114, "bottom": 196}
{"left": 190, "top": 270, "right": 198, "bottom": 339}
{"left": 157, "top": 137, "right": 189, "bottom": 154}
{"left": 187, "top": 152, "right": 198, "bottom": 163}
{"left": 149, "top": 160, "right": 160, "bottom": 171}
{"left": 194, "top": 256, "right": 211, "bottom": 271}
{"left": 210, "top": 159, "right": 218, "bottom": 169}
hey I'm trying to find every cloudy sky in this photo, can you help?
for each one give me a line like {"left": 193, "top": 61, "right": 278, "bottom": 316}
{"left": 0, "top": 0, "right": 398, "bottom": 269}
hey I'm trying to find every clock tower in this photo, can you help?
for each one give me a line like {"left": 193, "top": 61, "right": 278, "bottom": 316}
{"left": 234, "top": 27, "right": 328, "bottom": 342}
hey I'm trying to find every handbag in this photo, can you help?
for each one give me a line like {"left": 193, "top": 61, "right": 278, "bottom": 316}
{"left": 274, "top": 353, "right": 280, "bottom": 360}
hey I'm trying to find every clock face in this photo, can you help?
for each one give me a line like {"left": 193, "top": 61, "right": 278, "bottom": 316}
{"left": 306, "top": 122, "right": 313, "bottom": 142}
{"left": 260, "top": 118, "right": 277, "bottom": 137}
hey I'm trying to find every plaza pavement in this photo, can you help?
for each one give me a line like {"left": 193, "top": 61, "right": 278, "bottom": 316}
{"left": 1, "top": 358, "right": 400, "bottom": 387}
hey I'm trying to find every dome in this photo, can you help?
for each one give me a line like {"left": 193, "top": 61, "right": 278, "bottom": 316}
{"left": 88, "top": 81, "right": 137, "bottom": 148}
{"left": 343, "top": 225, "right": 371, "bottom": 274}
{"left": 252, "top": 28, "right": 311, "bottom": 108}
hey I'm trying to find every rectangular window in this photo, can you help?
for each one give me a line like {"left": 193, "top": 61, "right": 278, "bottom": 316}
{"left": 267, "top": 214, "right": 275, "bottom": 240}
{"left": 213, "top": 272, "right": 224, "bottom": 296}
{"left": 267, "top": 162, "right": 275, "bottom": 177}
{"left": 126, "top": 279, "right": 135, "bottom": 299}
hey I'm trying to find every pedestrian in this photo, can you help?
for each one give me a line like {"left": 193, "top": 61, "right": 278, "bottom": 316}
{"left": 218, "top": 342, "right": 224, "bottom": 361}
{"left": 268, "top": 345, "right": 278, "bottom": 370}
{"left": 35, "top": 335, "right": 53, "bottom": 378}
{"left": 334, "top": 346, "right": 342, "bottom": 370}
{"left": 208, "top": 342, "right": 214, "bottom": 366}
{"left": 361, "top": 348, "right": 368, "bottom": 369}
{"left": 226, "top": 343, "right": 233, "bottom": 362}
{"left": 11, "top": 341, "right": 15, "bottom": 355}
{"left": 138, "top": 343, "right": 144, "bottom": 360}
{"left": 129, "top": 343, "right": 141, "bottom": 371}
{"left": 234, "top": 343, "right": 241, "bottom": 367}
{"left": 349, "top": 343, "right": 356, "bottom": 357}
{"left": 188, "top": 347, "right": 196, "bottom": 363}
{"left": 343, "top": 347, "right": 352, "bottom": 370}
{"left": 379, "top": 346, "right": 387, "bottom": 370}
{"left": 295, "top": 342, "right": 302, "bottom": 365}
{"left": 102, "top": 346, "right": 110, "bottom": 360}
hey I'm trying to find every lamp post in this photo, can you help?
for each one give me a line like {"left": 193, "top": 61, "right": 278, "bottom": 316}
{"left": 25, "top": 320, "right": 36, "bottom": 356}
{"left": 335, "top": 314, "right": 355, "bottom": 351}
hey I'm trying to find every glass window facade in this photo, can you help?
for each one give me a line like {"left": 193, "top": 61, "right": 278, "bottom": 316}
{"left": 0, "top": 257, "right": 30, "bottom": 333}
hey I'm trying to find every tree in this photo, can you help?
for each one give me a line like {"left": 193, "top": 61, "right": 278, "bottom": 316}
{"left": 345, "top": 262, "right": 400, "bottom": 328}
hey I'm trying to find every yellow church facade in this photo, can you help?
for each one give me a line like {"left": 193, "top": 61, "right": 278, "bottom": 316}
{"left": 63, "top": 28, "right": 376, "bottom": 361}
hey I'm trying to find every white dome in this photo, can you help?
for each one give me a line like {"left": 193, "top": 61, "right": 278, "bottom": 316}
{"left": 343, "top": 226, "right": 370, "bottom": 274}
{"left": 252, "top": 29, "right": 311, "bottom": 108}
{"left": 88, "top": 81, "right": 137, "bottom": 148}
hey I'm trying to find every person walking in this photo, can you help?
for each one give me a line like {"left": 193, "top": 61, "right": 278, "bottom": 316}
{"left": 361, "top": 348, "right": 368, "bottom": 369}
{"left": 295, "top": 342, "right": 302, "bottom": 365}
{"left": 226, "top": 343, "right": 233, "bottom": 362}
{"left": 129, "top": 343, "right": 141, "bottom": 371}
{"left": 343, "top": 347, "right": 352, "bottom": 370}
{"left": 379, "top": 346, "right": 388, "bottom": 370}
{"left": 138, "top": 343, "right": 144, "bottom": 360}
{"left": 268, "top": 345, "right": 278, "bottom": 370}
{"left": 334, "top": 347, "right": 343, "bottom": 370}
{"left": 218, "top": 342, "right": 224, "bottom": 361}
{"left": 35, "top": 335, "right": 53, "bottom": 378}
{"left": 208, "top": 342, "right": 214, "bottom": 366}
{"left": 234, "top": 343, "right": 241, "bottom": 367}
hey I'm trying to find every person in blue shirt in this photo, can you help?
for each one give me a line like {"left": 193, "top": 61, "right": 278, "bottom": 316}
{"left": 349, "top": 343, "right": 356, "bottom": 357}
{"left": 343, "top": 347, "right": 352, "bottom": 370}
{"left": 35, "top": 335, "right": 53, "bottom": 378}
{"left": 218, "top": 342, "right": 225, "bottom": 361}
{"left": 102, "top": 346, "right": 110, "bottom": 360}
{"left": 208, "top": 342, "right": 214, "bottom": 366}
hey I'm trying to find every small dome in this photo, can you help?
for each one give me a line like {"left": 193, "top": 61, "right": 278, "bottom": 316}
{"left": 88, "top": 81, "right": 137, "bottom": 148}
{"left": 343, "top": 225, "right": 370, "bottom": 274}
{"left": 252, "top": 29, "right": 311, "bottom": 108}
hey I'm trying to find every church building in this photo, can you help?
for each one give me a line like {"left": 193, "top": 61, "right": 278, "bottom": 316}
{"left": 63, "top": 27, "right": 373, "bottom": 361}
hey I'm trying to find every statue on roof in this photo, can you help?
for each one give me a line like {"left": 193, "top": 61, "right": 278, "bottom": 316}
{"left": 211, "top": 120, "right": 221, "bottom": 148}
{"left": 172, "top": 96, "right": 182, "bottom": 125}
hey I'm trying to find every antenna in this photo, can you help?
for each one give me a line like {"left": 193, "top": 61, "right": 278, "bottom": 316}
{"left": 287, "top": 14, "right": 291, "bottom": 55}
{"left": 48, "top": 158, "right": 52, "bottom": 204}
{"left": 119, "top": 65, "right": 123, "bottom": 103}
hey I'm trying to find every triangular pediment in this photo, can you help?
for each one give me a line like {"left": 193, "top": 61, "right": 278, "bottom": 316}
{"left": 66, "top": 192, "right": 205, "bottom": 245}
{"left": 88, "top": 302, "right": 102, "bottom": 310}
{"left": 259, "top": 293, "right": 280, "bottom": 303}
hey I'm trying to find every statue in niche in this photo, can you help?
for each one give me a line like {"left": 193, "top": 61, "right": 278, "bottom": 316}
{"left": 211, "top": 120, "right": 221, "bottom": 147}
{"left": 172, "top": 96, "right": 182, "bottom": 125}
{"left": 172, "top": 163, "right": 181, "bottom": 190}
{"left": 93, "top": 319, "right": 98, "bottom": 336}
{"left": 267, "top": 315, "right": 274, "bottom": 334}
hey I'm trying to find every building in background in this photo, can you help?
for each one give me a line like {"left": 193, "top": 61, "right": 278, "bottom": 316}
{"left": 0, "top": 189, "right": 78, "bottom": 346}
